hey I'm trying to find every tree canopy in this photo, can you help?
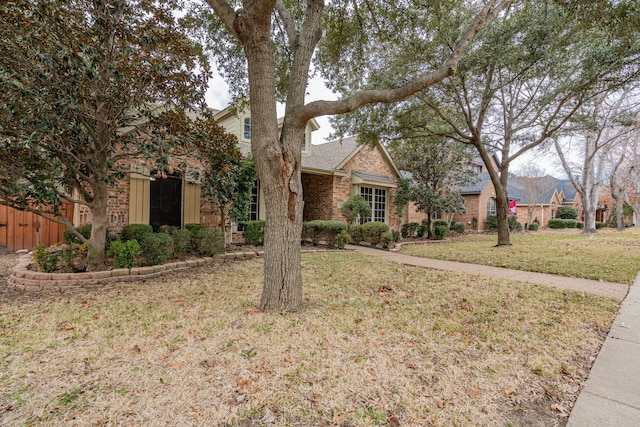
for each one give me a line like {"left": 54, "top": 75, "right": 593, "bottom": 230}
{"left": 0, "top": 0, "right": 210, "bottom": 261}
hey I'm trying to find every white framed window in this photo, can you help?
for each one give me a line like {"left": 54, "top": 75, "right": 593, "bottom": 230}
{"left": 486, "top": 197, "right": 496, "bottom": 216}
{"left": 243, "top": 117, "right": 251, "bottom": 140}
{"left": 360, "top": 186, "right": 386, "bottom": 223}
{"left": 248, "top": 180, "right": 259, "bottom": 221}
{"left": 302, "top": 132, "right": 307, "bottom": 152}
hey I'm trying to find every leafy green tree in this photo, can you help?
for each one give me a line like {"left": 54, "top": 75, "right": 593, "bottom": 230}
{"left": 390, "top": 136, "right": 477, "bottom": 239}
{"left": 190, "top": 0, "right": 513, "bottom": 311}
{"left": 0, "top": 0, "right": 208, "bottom": 263}
{"left": 336, "top": 0, "right": 640, "bottom": 246}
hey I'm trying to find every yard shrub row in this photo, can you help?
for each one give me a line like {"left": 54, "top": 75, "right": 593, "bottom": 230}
{"left": 302, "top": 220, "right": 348, "bottom": 247}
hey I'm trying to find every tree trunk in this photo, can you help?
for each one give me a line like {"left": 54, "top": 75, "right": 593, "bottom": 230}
{"left": 581, "top": 192, "right": 597, "bottom": 235}
{"left": 495, "top": 187, "right": 511, "bottom": 246}
{"left": 89, "top": 180, "right": 108, "bottom": 266}
{"left": 238, "top": 8, "right": 304, "bottom": 311}
{"left": 615, "top": 196, "right": 625, "bottom": 231}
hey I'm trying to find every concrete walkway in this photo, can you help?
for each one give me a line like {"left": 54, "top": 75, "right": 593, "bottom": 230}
{"left": 349, "top": 244, "right": 640, "bottom": 426}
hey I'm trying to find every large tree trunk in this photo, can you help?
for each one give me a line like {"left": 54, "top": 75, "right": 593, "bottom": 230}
{"left": 238, "top": 7, "right": 305, "bottom": 311}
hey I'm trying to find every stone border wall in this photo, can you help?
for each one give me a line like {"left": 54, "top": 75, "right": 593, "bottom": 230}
{"left": 8, "top": 248, "right": 338, "bottom": 293}
{"left": 8, "top": 250, "right": 264, "bottom": 293}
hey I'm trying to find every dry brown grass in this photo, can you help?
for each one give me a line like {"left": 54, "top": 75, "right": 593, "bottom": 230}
{"left": 1, "top": 252, "right": 617, "bottom": 426}
{"left": 401, "top": 230, "right": 640, "bottom": 284}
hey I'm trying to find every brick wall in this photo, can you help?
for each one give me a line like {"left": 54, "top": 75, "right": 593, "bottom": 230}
{"left": 301, "top": 174, "right": 334, "bottom": 221}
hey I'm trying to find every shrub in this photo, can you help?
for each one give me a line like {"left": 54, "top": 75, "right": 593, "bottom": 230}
{"left": 107, "top": 239, "right": 140, "bottom": 269}
{"left": 184, "top": 223, "right": 205, "bottom": 251}
{"left": 61, "top": 243, "right": 89, "bottom": 272}
{"left": 197, "top": 228, "right": 225, "bottom": 256}
{"left": 547, "top": 219, "right": 568, "bottom": 229}
{"left": 340, "top": 195, "right": 372, "bottom": 225}
{"left": 380, "top": 231, "right": 394, "bottom": 248}
{"left": 595, "top": 221, "right": 605, "bottom": 229}
{"left": 139, "top": 233, "right": 173, "bottom": 266}
{"left": 528, "top": 223, "right": 539, "bottom": 231}
{"left": 556, "top": 206, "right": 578, "bottom": 219}
{"left": 170, "top": 229, "right": 192, "bottom": 259}
{"left": 576, "top": 222, "right": 584, "bottom": 229}
{"left": 416, "top": 224, "right": 427, "bottom": 238}
{"left": 434, "top": 225, "right": 449, "bottom": 240}
{"left": 433, "top": 219, "right": 449, "bottom": 228}
{"left": 362, "top": 221, "right": 389, "bottom": 246}
{"left": 401, "top": 222, "right": 419, "bottom": 238}
{"left": 565, "top": 219, "right": 578, "bottom": 229}
{"left": 332, "top": 230, "right": 350, "bottom": 249}
{"left": 33, "top": 245, "right": 58, "bottom": 273}
{"left": 122, "top": 224, "right": 153, "bottom": 243}
{"left": 158, "top": 225, "right": 179, "bottom": 235}
{"left": 348, "top": 224, "right": 363, "bottom": 243}
{"left": 302, "top": 220, "right": 348, "bottom": 246}
{"left": 486, "top": 215, "right": 498, "bottom": 231}
{"left": 242, "top": 220, "right": 265, "bottom": 245}
{"left": 508, "top": 215, "right": 522, "bottom": 231}
{"left": 392, "top": 230, "right": 401, "bottom": 243}
{"left": 450, "top": 222, "right": 466, "bottom": 234}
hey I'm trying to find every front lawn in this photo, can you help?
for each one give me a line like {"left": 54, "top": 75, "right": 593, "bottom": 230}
{"left": 401, "top": 231, "right": 640, "bottom": 284}
{"left": 1, "top": 252, "right": 617, "bottom": 426}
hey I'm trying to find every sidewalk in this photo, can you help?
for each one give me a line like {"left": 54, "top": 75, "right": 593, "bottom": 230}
{"left": 349, "top": 244, "right": 639, "bottom": 425}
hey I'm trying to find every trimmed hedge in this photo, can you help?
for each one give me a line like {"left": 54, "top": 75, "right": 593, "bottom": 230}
{"left": 556, "top": 206, "right": 578, "bottom": 219}
{"left": 139, "top": 232, "right": 173, "bottom": 266}
{"left": 528, "top": 223, "right": 539, "bottom": 231}
{"left": 362, "top": 221, "right": 390, "bottom": 246}
{"left": 122, "top": 224, "right": 153, "bottom": 243}
{"left": 302, "top": 220, "right": 348, "bottom": 247}
{"left": 450, "top": 221, "right": 466, "bottom": 234}
{"left": 487, "top": 215, "right": 498, "bottom": 231}
{"left": 348, "top": 225, "right": 363, "bottom": 243}
{"left": 333, "top": 230, "right": 350, "bottom": 249}
{"left": 548, "top": 219, "right": 578, "bottom": 229}
{"left": 196, "top": 228, "right": 225, "bottom": 256}
{"left": 242, "top": 220, "right": 265, "bottom": 245}
{"left": 401, "top": 222, "right": 419, "bottom": 238}
{"left": 434, "top": 225, "right": 449, "bottom": 240}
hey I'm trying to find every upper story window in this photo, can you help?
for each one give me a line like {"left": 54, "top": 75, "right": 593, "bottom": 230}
{"left": 244, "top": 117, "right": 251, "bottom": 140}
{"left": 486, "top": 197, "right": 496, "bottom": 216}
{"left": 302, "top": 132, "right": 307, "bottom": 152}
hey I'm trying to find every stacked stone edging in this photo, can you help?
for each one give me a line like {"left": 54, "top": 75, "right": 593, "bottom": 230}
{"left": 8, "top": 250, "right": 265, "bottom": 292}
{"left": 7, "top": 247, "right": 339, "bottom": 293}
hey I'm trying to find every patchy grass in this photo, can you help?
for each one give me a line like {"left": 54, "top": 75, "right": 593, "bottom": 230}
{"left": 401, "top": 230, "right": 640, "bottom": 284}
{"left": 1, "top": 252, "right": 617, "bottom": 426}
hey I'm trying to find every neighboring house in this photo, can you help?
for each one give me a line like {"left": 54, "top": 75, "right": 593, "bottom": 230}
{"left": 404, "top": 155, "right": 584, "bottom": 231}
{"left": 214, "top": 106, "right": 402, "bottom": 232}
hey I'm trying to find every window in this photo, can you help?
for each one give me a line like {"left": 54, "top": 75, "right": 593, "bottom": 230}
{"left": 248, "top": 180, "right": 259, "bottom": 221}
{"left": 302, "top": 132, "right": 307, "bottom": 152}
{"left": 360, "top": 186, "right": 386, "bottom": 223}
{"left": 244, "top": 117, "right": 251, "bottom": 140}
{"left": 486, "top": 197, "right": 496, "bottom": 217}
{"left": 432, "top": 212, "right": 442, "bottom": 220}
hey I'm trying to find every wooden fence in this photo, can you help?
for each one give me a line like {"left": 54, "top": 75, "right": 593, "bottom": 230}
{"left": 0, "top": 202, "right": 74, "bottom": 252}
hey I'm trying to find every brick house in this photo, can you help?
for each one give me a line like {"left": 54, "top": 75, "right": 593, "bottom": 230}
{"left": 405, "top": 156, "right": 583, "bottom": 231}
{"left": 71, "top": 107, "right": 402, "bottom": 239}
{"left": 213, "top": 106, "right": 402, "bottom": 232}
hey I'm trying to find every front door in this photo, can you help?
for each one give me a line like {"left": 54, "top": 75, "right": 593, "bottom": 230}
{"left": 149, "top": 175, "right": 182, "bottom": 231}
